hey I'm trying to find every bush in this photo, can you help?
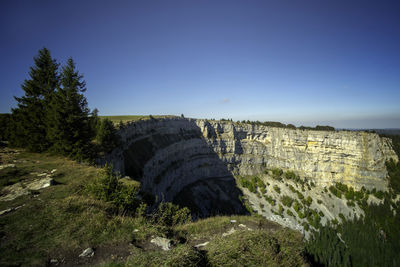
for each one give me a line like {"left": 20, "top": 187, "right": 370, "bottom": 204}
{"left": 284, "top": 171, "right": 296, "bottom": 180}
{"left": 296, "top": 191, "right": 304, "bottom": 200}
{"left": 373, "top": 190, "right": 385, "bottom": 200}
{"left": 329, "top": 185, "right": 342, "bottom": 198}
{"left": 239, "top": 177, "right": 256, "bottom": 193}
{"left": 293, "top": 200, "right": 302, "bottom": 212}
{"left": 281, "top": 195, "right": 294, "bottom": 207}
{"left": 288, "top": 184, "right": 296, "bottom": 193}
{"left": 264, "top": 195, "right": 276, "bottom": 206}
{"left": 273, "top": 185, "right": 281, "bottom": 194}
{"left": 152, "top": 202, "right": 191, "bottom": 227}
{"left": 286, "top": 209, "right": 294, "bottom": 217}
{"left": 271, "top": 168, "right": 283, "bottom": 179}
{"left": 86, "top": 164, "right": 140, "bottom": 214}
{"left": 278, "top": 204, "right": 284, "bottom": 215}
{"left": 305, "top": 196, "right": 313, "bottom": 207}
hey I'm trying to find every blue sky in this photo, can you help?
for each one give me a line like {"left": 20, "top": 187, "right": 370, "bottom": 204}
{"left": 1, "top": 0, "right": 399, "bottom": 128}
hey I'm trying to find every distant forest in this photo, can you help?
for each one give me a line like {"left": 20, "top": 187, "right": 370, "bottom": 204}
{"left": 218, "top": 118, "right": 336, "bottom": 131}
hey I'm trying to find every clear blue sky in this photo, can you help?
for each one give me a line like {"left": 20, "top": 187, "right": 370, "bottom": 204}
{"left": 1, "top": 0, "right": 399, "bottom": 128}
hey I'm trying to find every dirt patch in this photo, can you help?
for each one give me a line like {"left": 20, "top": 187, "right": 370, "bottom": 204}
{"left": 49, "top": 242, "right": 133, "bottom": 266}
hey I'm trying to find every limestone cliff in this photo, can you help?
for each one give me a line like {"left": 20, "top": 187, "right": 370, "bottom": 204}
{"left": 102, "top": 118, "right": 398, "bottom": 216}
{"left": 196, "top": 119, "right": 398, "bottom": 190}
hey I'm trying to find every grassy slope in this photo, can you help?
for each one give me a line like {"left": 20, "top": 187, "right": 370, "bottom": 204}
{"left": 100, "top": 115, "right": 177, "bottom": 124}
{"left": 0, "top": 148, "right": 308, "bottom": 266}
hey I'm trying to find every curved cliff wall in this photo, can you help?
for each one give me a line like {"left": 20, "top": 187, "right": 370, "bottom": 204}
{"left": 103, "top": 118, "right": 398, "bottom": 215}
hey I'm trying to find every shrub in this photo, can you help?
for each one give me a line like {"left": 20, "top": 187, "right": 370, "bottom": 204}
{"left": 278, "top": 204, "right": 284, "bottom": 215}
{"left": 284, "top": 171, "right": 296, "bottom": 180}
{"left": 240, "top": 177, "right": 256, "bottom": 193}
{"left": 329, "top": 185, "right": 342, "bottom": 198}
{"left": 305, "top": 196, "right": 313, "bottom": 206}
{"left": 286, "top": 209, "right": 294, "bottom": 217}
{"left": 293, "top": 200, "right": 302, "bottom": 212}
{"left": 373, "top": 190, "right": 385, "bottom": 200}
{"left": 152, "top": 202, "right": 191, "bottom": 227}
{"left": 289, "top": 184, "right": 296, "bottom": 193}
{"left": 296, "top": 191, "right": 304, "bottom": 200}
{"left": 87, "top": 163, "right": 140, "bottom": 214}
{"left": 273, "top": 185, "right": 281, "bottom": 194}
{"left": 271, "top": 168, "right": 283, "bottom": 179}
{"left": 264, "top": 195, "right": 276, "bottom": 206}
{"left": 336, "top": 182, "right": 349, "bottom": 193}
{"left": 281, "top": 195, "right": 294, "bottom": 207}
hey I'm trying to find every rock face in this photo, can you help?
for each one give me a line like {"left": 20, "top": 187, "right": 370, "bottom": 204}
{"left": 102, "top": 118, "right": 398, "bottom": 216}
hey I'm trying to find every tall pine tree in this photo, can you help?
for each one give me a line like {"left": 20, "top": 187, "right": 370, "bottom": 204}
{"left": 11, "top": 47, "right": 59, "bottom": 152}
{"left": 47, "top": 57, "right": 93, "bottom": 159}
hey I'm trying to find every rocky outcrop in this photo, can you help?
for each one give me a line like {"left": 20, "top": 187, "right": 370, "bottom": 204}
{"left": 102, "top": 118, "right": 398, "bottom": 216}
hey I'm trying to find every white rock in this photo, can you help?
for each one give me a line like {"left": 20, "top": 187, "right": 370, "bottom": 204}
{"left": 79, "top": 247, "right": 94, "bottom": 257}
{"left": 222, "top": 227, "right": 236, "bottom": 237}
{"left": 0, "top": 164, "right": 15, "bottom": 170}
{"left": 230, "top": 219, "right": 237, "bottom": 223}
{"left": 150, "top": 237, "right": 172, "bottom": 251}
{"left": 194, "top": 241, "right": 209, "bottom": 248}
{"left": 51, "top": 169, "right": 57, "bottom": 174}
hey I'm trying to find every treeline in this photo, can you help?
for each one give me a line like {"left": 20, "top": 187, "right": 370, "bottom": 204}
{"left": 219, "top": 118, "right": 335, "bottom": 131}
{"left": 0, "top": 48, "right": 118, "bottom": 160}
{"left": 306, "top": 135, "right": 400, "bottom": 266}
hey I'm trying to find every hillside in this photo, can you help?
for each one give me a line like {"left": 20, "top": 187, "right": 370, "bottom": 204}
{"left": 0, "top": 146, "right": 307, "bottom": 266}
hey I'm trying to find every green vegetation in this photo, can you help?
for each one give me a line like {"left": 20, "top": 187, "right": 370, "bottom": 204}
{"left": 329, "top": 185, "right": 342, "bottom": 198}
{"left": 273, "top": 184, "right": 281, "bottom": 193}
{"left": 239, "top": 119, "right": 335, "bottom": 131}
{"left": 271, "top": 168, "right": 283, "bottom": 179}
{"left": 286, "top": 209, "right": 294, "bottom": 217}
{"left": 238, "top": 175, "right": 265, "bottom": 195}
{"left": 0, "top": 149, "right": 310, "bottom": 266}
{"left": 2, "top": 48, "right": 120, "bottom": 160}
{"left": 86, "top": 163, "right": 140, "bottom": 214}
{"left": 100, "top": 115, "right": 174, "bottom": 126}
{"left": 281, "top": 195, "right": 294, "bottom": 207}
{"left": 306, "top": 199, "right": 400, "bottom": 267}
{"left": 205, "top": 228, "right": 306, "bottom": 266}
{"left": 284, "top": 170, "right": 296, "bottom": 180}
{"left": 264, "top": 195, "right": 276, "bottom": 206}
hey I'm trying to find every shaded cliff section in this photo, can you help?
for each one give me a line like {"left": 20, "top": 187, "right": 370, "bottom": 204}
{"left": 101, "top": 118, "right": 247, "bottom": 217}
{"left": 101, "top": 118, "right": 398, "bottom": 216}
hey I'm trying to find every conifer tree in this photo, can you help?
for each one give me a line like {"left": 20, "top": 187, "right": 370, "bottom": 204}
{"left": 47, "top": 57, "right": 92, "bottom": 159}
{"left": 11, "top": 47, "right": 59, "bottom": 151}
{"left": 96, "top": 118, "right": 119, "bottom": 153}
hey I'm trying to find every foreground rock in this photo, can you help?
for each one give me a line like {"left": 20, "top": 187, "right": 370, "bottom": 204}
{"left": 79, "top": 247, "right": 94, "bottom": 257}
{"left": 0, "top": 177, "right": 54, "bottom": 201}
{"left": 150, "top": 237, "right": 172, "bottom": 251}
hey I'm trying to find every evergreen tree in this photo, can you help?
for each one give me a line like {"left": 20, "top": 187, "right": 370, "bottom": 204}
{"left": 96, "top": 118, "right": 119, "bottom": 153}
{"left": 10, "top": 47, "right": 59, "bottom": 151}
{"left": 47, "top": 58, "right": 92, "bottom": 159}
